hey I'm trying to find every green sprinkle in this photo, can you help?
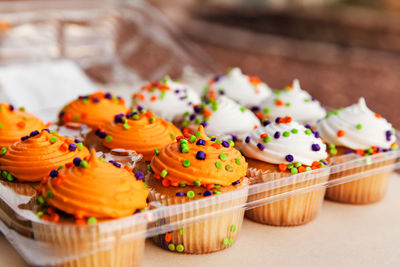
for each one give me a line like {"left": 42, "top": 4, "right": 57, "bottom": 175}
{"left": 295, "top": 162, "right": 302, "bottom": 168}
{"left": 180, "top": 145, "right": 189, "bottom": 153}
{"left": 240, "top": 107, "right": 246, "bottom": 113}
{"left": 186, "top": 191, "right": 195, "bottom": 198}
{"left": 99, "top": 158, "right": 105, "bottom": 162}
{"left": 194, "top": 180, "right": 201, "bottom": 187}
{"left": 189, "top": 135, "right": 196, "bottom": 143}
{"left": 57, "top": 165, "right": 64, "bottom": 170}
{"left": 36, "top": 211, "right": 44, "bottom": 218}
{"left": 305, "top": 129, "right": 312, "bottom": 135}
{"left": 182, "top": 121, "right": 189, "bottom": 127}
{"left": 140, "top": 109, "right": 147, "bottom": 114}
{"left": 87, "top": 217, "right": 97, "bottom": 224}
{"left": 304, "top": 98, "right": 311, "bottom": 103}
{"left": 180, "top": 139, "right": 188, "bottom": 145}
{"left": 168, "top": 243, "right": 175, "bottom": 251}
{"left": 77, "top": 143, "right": 83, "bottom": 151}
{"left": 330, "top": 148, "right": 337, "bottom": 155}
{"left": 37, "top": 196, "right": 45, "bottom": 205}
{"left": 368, "top": 148, "right": 374, "bottom": 154}
{"left": 0, "top": 147, "right": 7, "bottom": 155}
{"left": 143, "top": 183, "right": 147, "bottom": 188}
{"left": 228, "top": 238, "right": 234, "bottom": 245}
{"left": 50, "top": 130, "right": 58, "bottom": 135}
{"left": 215, "top": 184, "right": 221, "bottom": 189}
{"left": 291, "top": 168, "right": 298, "bottom": 175}
{"left": 225, "top": 165, "right": 232, "bottom": 171}
{"left": 287, "top": 164, "right": 294, "bottom": 169}
{"left": 73, "top": 115, "right": 79, "bottom": 121}
{"left": 19, "top": 107, "right": 25, "bottom": 111}
{"left": 161, "top": 169, "right": 168, "bottom": 178}
{"left": 203, "top": 86, "right": 209, "bottom": 94}
{"left": 149, "top": 117, "right": 155, "bottom": 123}
{"left": 212, "top": 102, "right": 218, "bottom": 111}
{"left": 332, "top": 110, "right": 339, "bottom": 115}
{"left": 274, "top": 90, "right": 281, "bottom": 95}
{"left": 132, "top": 114, "right": 139, "bottom": 120}
{"left": 200, "top": 102, "right": 206, "bottom": 108}
{"left": 263, "top": 136, "right": 271, "bottom": 143}
{"left": 285, "top": 102, "right": 291, "bottom": 107}
{"left": 123, "top": 123, "right": 130, "bottom": 130}
{"left": 147, "top": 164, "right": 153, "bottom": 172}
{"left": 49, "top": 137, "right": 57, "bottom": 144}
{"left": 215, "top": 139, "right": 221, "bottom": 144}
{"left": 183, "top": 111, "right": 190, "bottom": 117}
{"left": 306, "top": 167, "right": 312, "bottom": 172}
{"left": 0, "top": 123, "right": 3, "bottom": 129}
{"left": 46, "top": 190, "right": 53, "bottom": 199}
{"left": 356, "top": 124, "right": 362, "bottom": 130}
{"left": 263, "top": 108, "right": 270, "bottom": 114}
{"left": 235, "top": 158, "right": 240, "bottom": 165}
{"left": 325, "top": 113, "right": 331, "bottom": 118}
{"left": 219, "top": 153, "right": 227, "bottom": 161}
{"left": 213, "top": 190, "right": 221, "bottom": 194}
{"left": 194, "top": 131, "right": 201, "bottom": 138}
{"left": 154, "top": 148, "right": 159, "bottom": 156}
{"left": 80, "top": 160, "right": 88, "bottom": 168}
{"left": 228, "top": 140, "right": 235, "bottom": 147}
{"left": 215, "top": 162, "right": 222, "bottom": 169}
{"left": 176, "top": 244, "right": 184, "bottom": 253}
{"left": 223, "top": 238, "right": 229, "bottom": 245}
{"left": 6, "top": 172, "right": 13, "bottom": 181}
{"left": 291, "top": 129, "right": 298, "bottom": 134}
{"left": 283, "top": 131, "right": 290, "bottom": 137}
{"left": 328, "top": 143, "right": 336, "bottom": 149}
{"left": 171, "top": 133, "right": 176, "bottom": 139}
{"left": 195, "top": 118, "right": 202, "bottom": 124}
{"left": 179, "top": 229, "right": 183, "bottom": 235}
{"left": 182, "top": 160, "right": 191, "bottom": 167}
{"left": 162, "top": 76, "right": 170, "bottom": 83}
{"left": 230, "top": 224, "right": 236, "bottom": 232}
{"left": 179, "top": 183, "right": 187, "bottom": 187}
{"left": 160, "top": 90, "right": 166, "bottom": 100}
{"left": 105, "top": 136, "right": 113, "bottom": 142}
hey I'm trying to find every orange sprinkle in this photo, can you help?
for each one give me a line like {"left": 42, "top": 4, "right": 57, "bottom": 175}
{"left": 75, "top": 219, "right": 86, "bottom": 226}
{"left": 356, "top": 149, "right": 364, "bottom": 156}
{"left": 312, "top": 161, "right": 320, "bottom": 167}
{"left": 162, "top": 178, "right": 171, "bottom": 187}
{"left": 298, "top": 166, "right": 306, "bottom": 173}
{"left": 59, "top": 144, "right": 68, "bottom": 152}
{"left": 208, "top": 79, "right": 215, "bottom": 85}
{"left": 275, "top": 99, "right": 284, "bottom": 106}
{"left": 158, "top": 84, "right": 170, "bottom": 91}
{"left": 0, "top": 22, "right": 11, "bottom": 32}
{"left": 283, "top": 116, "right": 292, "bottom": 123}
{"left": 63, "top": 113, "right": 73, "bottom": 122}
{"left": 65, "top": 162, "right": 73, "bottom": 168}
{"left": 256, "top": 112, "right": 263, "bottom": 119}
{"left": 40, "top": 176, "right": 48, "bottom": 185}
{"left": 176, "top": 136, "right": 185, "bottom": 142}
{"left": 206, "top": 184, "right": 215, "bottom": 190}
{"left": 203, "top": 109, "right": 212, "bottom": 118}
{"left": 211, "top": 143, "right": 221, "bottom": 149}
{"left": 124, "top": 165, "right": 132, "bottom": 172}
{"left": 41, "top": 215, "right": 50, "bottom": 221}
{"left": 171, "top": 181, "right": 179, "bottom": 187}
{"left": 374, "top": 113, "right": 381, "bottom": 119}
{"left": 253, "top": 125, "right": 258, "bottom": 129}
{"left": 17, "top": 121, "right": 26, "bottom": 129}
{"left": 74, "top": 211, "right": 85, "bottom": 219}
{"left": 150, "top": 96, "right": 157, "bottom": 102}
{"left": 337, "top": 130, "right": 345, "bottom": 138}
{"left": 52, "top": 177, "right": 63, "bottom": 187}
{"left": 81, "top": 113, "right": 88, "bottom": 119}
{"left": 248, "top": 75, "right": 261, "bottom": 85}
{"left": 165, "top": 233, "right": 172, "bottom": 243}
{"left": 255, "top": 88, "right": 260, "bottom": 94}
{"left": 260, "top": 133, "right": 269, "bottom": 138}
{"left": 137, "top": 93, "right": 145, "bottom": 101}
{"left": 278, "top": 164, "right": 287, "bottom": 172}
{"left": 183, "top": 132, "right": 191, "bottom": 138}
{"left": 154, "top": 174, "right": 161, "bottom": 180}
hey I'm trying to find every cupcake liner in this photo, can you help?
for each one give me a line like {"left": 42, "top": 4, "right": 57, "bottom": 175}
{"left": 326, "top": 154, "right": 396, "bottom": 204}
{"left": 147, "top": 176, "right": 249, "bottom": 254}
{"left": 0, "top": 180, "right": 37, "bottom": 197}
{"left": 246, "top": 168, "right": 329, "bottom": 226}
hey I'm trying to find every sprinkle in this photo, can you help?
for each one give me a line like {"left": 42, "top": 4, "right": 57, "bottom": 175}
{"left": 105, "top": 135, "right": 113, "bottom": 142}
{"left": 87, "top": 217, "right": 97, "bottom": 224}
{"left": 257, "top": 143, "right": 265, "bottom": 151}
{"left": 275, "top": 99, "right": 284, "bottom": 106}
{"left": 203, "top": 190, "right": 212, "bottom": 196}
{"left": 189, "top": 135, "right": 196, "bottom": 143}
{"left": 194, "top": 131, "right": 201, "bottom": 138}
{"left": 230, "top": 225, "right": 237, "bottom": 232}
{"left": 182, "top": 160, "right": 191, "bottom": 167}
{"left": 275, "top": 117, "right": 281, "bottom": 123}
{"left": 295, "top": 162, "right": 302, "bottom": 168}
{"left": 222, "top": 141, "right": 230, "bottom": 148}
{"left": 67, "top": 143, "right": 77, "bottom": 152}
{"left": 291, "top": 168, "right": 298, "bottom": 174}
{"left": 240, "top": 107, "right": 246, "bottom": 113}
{"left": 337, "top": 130, "right": 345, "bottom": 138}
{"left": 232, "top": 180, "right": 240, "bottom": 185}
{"left": 194, "top": 180, "right": 201, "bottom": 187}
{"left": 305, "top": 129, "right": 312, "bottom": 135}
{"left": 0, "top": 147, "right": 6, "bottom": 155}
{"left": 21, "top": 136, "right": 29, "bottom": 141}
{"left": 179, "top": 183, "right": 187, "bottom": 187}
{"left": 225, "top": 165, "right": 232, "bottom": 171}
{"left": 168, "top": 244, "right": 175, "bottom": 251}
{"left": 311, "top": 144, "right": 321, "bottom": 151}
{"left": 73, "top": 157, "right": 81, "bottom": 166}
{"left": 176, "top": 192, "right": 185, "bottom": 197}
{"left": 314, "top": 132, "right": 320, "bottom": 138}
{"left": 171, "top": 133, "right": 176, "bottom": 139}
{"left": 223, "top": 238, "right": 229, "bottom": 245}
{"left": 215, "top": 184, "right": 221, "bottom": 189}
{"left": 283, "top": 131, "right": 290, "bottom": 137}
{"left": 0, "top": 123, "right": 2, "bottom": 129}
{"left": 291, "top": 129, "right": 298, "bottom": 134}
{"left": 196, "top": 151, "right": 206, "bottom": 160}
{"left": 330, "top": 148, "right": 337, "bottom": 155}
{"left": 135, "top": 172, "right": 144, "bottom": 180}
{"left": 356, "top": 124, "right": 362, "bottom": 130}
{"left": 80, "top": 160, "right": 88, "bottom": 168}
{"left": 235, "top": 158, "right": 240, "bottom": 165}
{"left": 76, "top": 143, "right": 83, "bottom": 151}
{"left": 263, "top": 108, "right": 270, "bottom": 114}
{"left": 49, "top": 170, "right": 58, "bottom": 178}
{"left": 219, "top": 153, "right": 227, "bottom": 161}
{"left": 176, "top": 244, "right": 184, "bottom": 252}
{"left": 30, "top": 130, "right": 39, "bottom": 137}
{"left": 213, "top": 190, "right": 221, "bottom": 195}
{"left": 285, "top": 154, "right": 294, "bottom": 162}
{"left": 278, "top": 164, "right": 287, "bottom": 172}
{"left": 228, "top": 140, "right": 235, "bottom": 147}
{"left": 9, "top": 105, "right": 14, "bottom": 111}
{"left": 245, "top": 136, "right": 251, "bottom": 143}
{"left": 274, "top": 132, "right": 280, "bottom": 139}
{"left": 186, "top": 191, "right": 195, "bottom": 198}
{"left": 215, "top": 162, "right": 222, "bottom": 169}
{"left": 161, "top": 169, "right": 168, "bottom": 178}
{"left": 196, "top": 139, "right": 206, "bottom": 146}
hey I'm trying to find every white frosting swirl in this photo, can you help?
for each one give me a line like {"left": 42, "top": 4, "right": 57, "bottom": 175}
{"left": 186, "top": 96, "right": 261, "bottom": 139}
{"left": 317, "top": 98, "right": 396, "bottom": 150}
{"left": 133, "top": 78, "right": 201, "bottom": 121}
{"left": 207, "top": 67, "right": 271, "bottom": 107}
{"left": 241, "top": 121, "right": 328, "bottom": 166}
{"left": 260, "top": 79, "right": 326, "bottom": 125}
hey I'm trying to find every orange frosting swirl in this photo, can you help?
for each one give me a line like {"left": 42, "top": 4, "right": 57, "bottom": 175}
{"left": 0, "top": 103, "right": 45, "bottom": 147}
{"left": 100, "top": 110, "right": 182, "bottom": 161}
{"left": 150, "top": 126, "right": 247, "bottom": 187}
{"left": 0, "top": 130, "right": 89, "bottom": 182}
{"left": 45, "top": 150, "right": 149, "bottom": 218}
{"left": 59, "top": 91, "right": 128, "bottom": 128}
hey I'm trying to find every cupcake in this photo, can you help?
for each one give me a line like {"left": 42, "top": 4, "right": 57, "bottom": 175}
{"left": 317, "top": 98, "right": 397, "bottom": 204}
{"left": 240, "top": 118, "right": 329, "bottom": 226}
{"left": 132, "top": 76, "right": 201, "bottom": 121}
{"left": 181, "top": 96, "right": 261, "bottom": 140}
{"left": 147, "top": 126, "right": 248, "bottom": 253}
{"left": 257, "top": 79, "right": 326, "bottom": 126}
{"left": 204, "top": 67, "right": 271, "bottom": 108}
{"left": 34, "top": 150, "right": 149, "bottom": 266}
{"left": 0, "top": 103, "right": 45, "bottom": 147}
{"left": 58, "top": 91, "right": 128, "bottom": 129}
{"left": 0, "top": 129, "right": 89, "bottom": 195}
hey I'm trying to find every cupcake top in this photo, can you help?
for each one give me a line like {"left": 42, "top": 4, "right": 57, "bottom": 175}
{"left": 183, "top": 96, "right": 261, "bottom": 139}
{"left": 205, "top": 67, "right": 271, "bottom": 107}
{"left": 97, "top": 109, "right": 182, "bottom": 161}
{"left": 0, "top": 103, "right": 45, "bottom": 147}
{"left": 151, "top": 126, "right": 247, "bottom": 187}
{"left": 132, "top": 77, "right": 201, "bottom": 121}
{"left": 0, "top": 129, "right": 89, "bottom": 182}
{"left": 241, "top": 118, "right": 328, "bottom": 167}
{"left": 258, "top": 79, "right": 326, "bottom": 125}
{"left": 42, "top": 150, "right": 149, "bottom": 219}
{"left": 59, "top": 91, "right": 129, "bottom": 128}
{"left": 317, "top": 98, "right": 397, "bottom": 151}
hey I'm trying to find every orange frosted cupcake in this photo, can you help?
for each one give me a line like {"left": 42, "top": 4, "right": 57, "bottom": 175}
{"left": 148, "top": 126, "right": 248, "bottom": 254}
{"left": 0, "top": 103, "right": 45, "bottom": 147}
{"left": 33, "top": 150, "right": 149, "bottom": 266}
{"left": 0, "top": 129, "right": 89, "bottom": 195}
{"left": 58, "top": 91, "right": 128, "bottom": 129}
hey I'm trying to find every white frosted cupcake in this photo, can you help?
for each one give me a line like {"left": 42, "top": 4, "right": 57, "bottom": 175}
{"left": 317, "top": 98, "right": 397, "bottom": 204}
{"left": 240, "top": 118, "right": 329, "bottom": 226}
{"left": 258, "top": 79, "right": 326, "bottom": 126}
{"left": 181, "top": 96, "right": 261, "bottom": 140}
{"left": 132, "top": 76, "right": 201, "bottom": 121}
{"left": 204, "top": 67, "right": 271, "bottom": 108}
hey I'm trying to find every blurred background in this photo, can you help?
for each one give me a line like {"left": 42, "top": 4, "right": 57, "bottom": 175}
{"left": 0, "top": 0, "right": 399, "bottom": 127}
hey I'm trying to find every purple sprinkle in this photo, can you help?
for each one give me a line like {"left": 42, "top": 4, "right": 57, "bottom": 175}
{"left": 92, "top": 98, "right": 100, "bottom": 103}
{"left": 73, "top": 157, "right": 82, "bottom": 166}
{"left": 183, "top": 88, "right": 188, "bottom": 93}
{"left": 174, "top": 89, "right": 180, "bottom": 94}
{"left": 176, "top": 192, "right": 185, "bottom": 197}
{"left": 135, "top": 171, "right": 144, "bottom": 180}
{"left": 311, "top": 144, "right": 321, "bottom": 151}
{"left": 376, "top": 147, "right": 383, "bottom": 152}
{"left": 113, "top": 162, "right": 121, "bottom": 168}
{"left": 257, "top": 143, "right": 265, "bottom": 151}
{"left": 196, "top": 151, "right": 206, "bottom": 160}
{"left": 59, "top": 111, "right": 65, "bottom": 118}
{"left": 219, "top": 90, "right": 225, "bottom": 95}
{"left": 245, "top": 136, "right": 251, "bottom": 143}
{"left": 21, "top": 136, "right": 29, "bottom": 141}
{"left": 41, "top": 128, "right": 50, "bottom": 133}
{"left": 200, "top": 121, "right": 208, "bottom": 128}
{"left": 274, "top": 131, "right": 281, "bottom": 139}
{"left": 263, "top": 120, "right": 271, "bottom": 126}
{"left": 321, "top": 160, "right": 328, "bottom": 165}
{"left": 187, "top": 102, "right": 192, "bottom": 106}
{"left": 95, "top": 129, "right": 106, "bottom": 139}
{"left": 9, "top": 105, "right": 14, "bottom": 111}
{"left": 105, "top": 93, "right": 112, "bottom": 99}
{"left": 305, "top": 124, "right": 311, "bottom": 129}
{"left": 386, "top": 130, "right": 392, "bottom": 141}
{"left": 231, "top": 134, "right": 238, "bottom": 142}
{"left": 134, "top": 209, "right": 141, "bottom": 214}
{"left": 179, "top": 96, "right": 186, "bottom": 100}
{"left": 203, "top": 190, "right": 212, "bottom": 196}
{"left": 138, "top": 105, "right": 144, "bottom": 112}
{"left": 211, "top": 138, "right": 216, "bottom": 141}
{"left": 30, "top": 130, "right": 39, "bottom": 137}
{"left": 189, "top": 114, "right": 196, "bottom": 121}
{"left": 194, "top": 106, "right": 202, "bottom": 113}
{"left": 275, "top": 117, "right": 281, "bottom": 123}
{"left": 314, "top": 131, "right": 320, "bottom": 138}
{"left": 196, "top": 139, "right": 206, "bottom": 146}
{"left": 49, "top": 169, "right": 58, "bottom": 178}
{"left": 74, "top": 139, "right": 82, "bottom": 143}
{"left": 312, "top": 97, "right": 316, "bottom": 101}
{"left": 232, "top": 180, "right": 240, "bottom": 185}
{"left": 68, "top": 143, "right": 77, "bottom": 151}
{"left": 114, "top": 113, "right": 124, "bottom": 123}
{"left": 285, "top": 154, "right": 294, "bottom": 162}
{"left": 214, "top": 75, "right": 221, "bottom": 82}
{"left": 251, "top": 106, "right": 260, "bottom": 112}
{"left": 383, "top": 148, "right": 389, "bottom": 152}
{"left": 222, "top": 141, "right": 230, "bottom": 147}
{"left": 345, "top": 150, "right": 353, "bottom": 154}
{"left": 108, "top": 160, "right": 116, "bottom": 164}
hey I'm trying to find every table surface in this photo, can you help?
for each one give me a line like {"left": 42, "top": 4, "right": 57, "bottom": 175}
{"left": 1, "top": 175, "right": 399, "bottom": 267}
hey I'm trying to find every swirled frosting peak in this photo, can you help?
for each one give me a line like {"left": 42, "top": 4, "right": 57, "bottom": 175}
{"left": 205, "top": 67, "right": 271, "bottom": 107}
{"left": 132, "top": 77, "right": 201, "bottom": 121}
{"left": 241, "top": 118, "right": 328, "bottom": 166}
{"left": 0, "top": 103, "right": 45, "bottom": 147}
{"left": 0, "top": 129, "right": 89, "bottom": 181}
{"left": 44, "top": 150, "right": 149, "bottom": 219}
{"left": 98, "top": 109, "right": 182, "bottom": 161}
{"left": 183, "top": 96, "right": 261, "bottom": 139}
{"left": 317, "top": 98, "right": 396, "bottom": 150}
{"left": 258, "top": 79, "right": 326, "bottom": 125}
{"left": 59, "top": 91, "right": 129, "bottom": 128}
{"left": 150, "top": 126, "right": 247, "bottom": 187}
